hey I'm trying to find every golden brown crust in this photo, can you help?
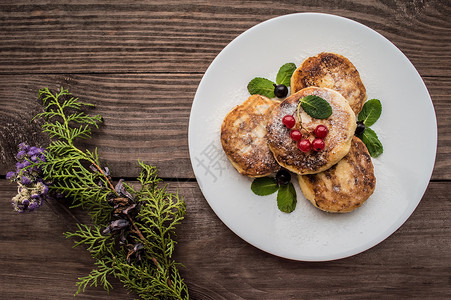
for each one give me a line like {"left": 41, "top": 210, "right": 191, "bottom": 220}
{"left": 267, "top": 87, "right": 356, "bottom": 175}
{"left": 220, "top": 95, "right": 280, "bottom": 177}
{"left": 291, "top": 52, "right": 367, "bottom": 115}
{"left": 298, "top": 136, "right": 376, "bottom": 213}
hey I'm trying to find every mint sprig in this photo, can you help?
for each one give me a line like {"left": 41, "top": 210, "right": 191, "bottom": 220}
{"left": 251, "top": 177, "right": 279, "bottom": 195}
{"left": 277, "top": 182, "right": 297, "bottom": 213}
{"left": 247, "top": 77, "right": 275, "bottom": 98}
{"left": 247, "top": 62, "right": 296, "bottom": 98}
{"left": 298, "top": 95, "right": 332, "bottom": 119}
{"left": 357, "top": 99, "right": 383, "bottom": 157}
{"left": 276, "top": 63, "right": 296, "bottom": 86}
{"left": 358, "top": 99, "right": 382, "bottom": 126}
{"left": 359, "top": 127, "right": 383, "bottom": 157}
{"left": 251, "top": 176, "right": 297, "bottom": 213}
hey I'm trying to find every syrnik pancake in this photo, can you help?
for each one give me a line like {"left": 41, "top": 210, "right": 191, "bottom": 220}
{"left": 298, "top": 136, "right": 376, "bottom": 213}
{"left": 291, "top": 52, "right": 367, "bottom": 115}
{"left": 221, "top": 94, "right": 280, "bottom": 177}
{"left": 267, "top": 87, "right": 356, "bottom": 175}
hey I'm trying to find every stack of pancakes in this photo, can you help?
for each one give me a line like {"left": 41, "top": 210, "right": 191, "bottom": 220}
{"left": 221, "top": 52, "right": 376, "bottom": 213}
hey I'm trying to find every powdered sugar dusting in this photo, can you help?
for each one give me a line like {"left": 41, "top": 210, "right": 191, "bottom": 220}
{"left": 267, "top": 88, "right": 355, "bottom": 174}
{"left": 220, "top": 94, "right": 280, "bottom": 175}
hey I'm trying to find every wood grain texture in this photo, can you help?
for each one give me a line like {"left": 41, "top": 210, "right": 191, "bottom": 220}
{"left": 0, "top": 179, "right": 450, "bottom": 299}
{"left": 0, "top": 74, "right": 199, "bottom": 179}
{"left": 0, "top": 1, "right": 449, "bottom": 76}
{"left": 428, "top": 76, "right": 451, "bottom": 179}
{"left": 0, "top": 179, "right": 133, "bottom": 299}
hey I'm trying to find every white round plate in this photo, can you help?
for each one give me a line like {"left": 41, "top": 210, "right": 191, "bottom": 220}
{"left": 188, "top": 13, "right": 437, "bottom": 261}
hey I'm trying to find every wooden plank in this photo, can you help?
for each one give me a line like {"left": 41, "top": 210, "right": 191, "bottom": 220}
{"left": 0, "top": 74, "right": 450, "bottom": 180}
{"left": 427, "top": 76, "right": 451, "bottom": 179}
{"left": 0, "top": 179, "right": 131, "bottom": 299}
{"left": 0, "top": 179, "right": 450, "bottom": 299}
{"left": 0, "top": 1, "right": 449, "bottom": 77}
{"left": 0, "top": 74, "right": 200, "bottom": 179}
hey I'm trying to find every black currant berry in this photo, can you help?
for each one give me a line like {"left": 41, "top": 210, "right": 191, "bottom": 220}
{"left": 276, "top": 169, "right": 291, "bottom": 186}
{"left": 355, "top": 120, "right": 366, "bottom": 136}
{"left": 274, "top": 84, "right": 288, "bottom": 98}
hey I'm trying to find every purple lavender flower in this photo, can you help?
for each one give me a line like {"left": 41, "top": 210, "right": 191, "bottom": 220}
{"left": 27, "top": 202, "right": 39, "bottom": 211}
{"left": 11, "top": 189, "right": 45, "bottom": 212}
{"left": 18, "top": 143, "right": 29, "bottom": 151}
{"left": 9, "top": 142, "right": 50, "bottom": 213}
{"left": 12, "top": 193, "right": 44, "bottom": 213}
{"left": 17, "top": 150, "right": 26, "bottom": 159}
{"left": 20, "top": 176, "right": 32, "bottom": 185}
{"left": 41, "top": 184, "right": 49, "bottom": 195}
{"left": 16, "top": 162, "right": 23, "bottom": 171}
{"left": 6, "top": 171, "right": 16, "bottom": 180}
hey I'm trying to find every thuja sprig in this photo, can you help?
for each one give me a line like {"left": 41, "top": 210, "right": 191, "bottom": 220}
{"left": 35, "top": 87, "right": 103, "bottom": 145}
{"left": 21, "top": 87, "right": 189, "bottom": 299}
{"left": 33, "top": 88, "right": 114, "bottom": 191}
{"left": 31, "top": 88, "right": 115, "bottom": 224}
{"left": 65, "top": 162, "right": 188, "bottom": 299}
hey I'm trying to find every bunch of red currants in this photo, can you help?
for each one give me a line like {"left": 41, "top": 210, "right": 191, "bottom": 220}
{"left": 282, "top": 115, "right": 328, "bottom": 152}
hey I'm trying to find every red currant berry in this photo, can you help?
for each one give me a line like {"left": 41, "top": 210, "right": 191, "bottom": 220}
{"left": 312, "top": 138, "right": 325, "bottom": 151}
{"left": 297, "top": 139, "right": 311, "bottom": 152}
{"left": 289, "top": 129, "right": 302, "bottom": 141}
{"left": 314, "top": 125, "right": 328, "bottom": 139}
{"left": 282, "top": 115, "right": 296, "bottom": 128}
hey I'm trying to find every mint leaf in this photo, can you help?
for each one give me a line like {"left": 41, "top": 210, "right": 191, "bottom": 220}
{"left": 359, "top": 127, "right": 383, "bottom": 157}
{"left": 251, "top": 177, "right": 279, "bottom": 196}
{"left": 277, "top": 182, "right": 297, "bottom": 213}
{"left": 247, "top": 77, "right": 275, "bottom": 98}
{"left": 299, "top": 95, "right": 332, "bottom": 119}
{"left": 358, "top": 99, "right": 382, "bottom": 126}
{"left": 276, "top": 63, "right": 296, "bottom": 87}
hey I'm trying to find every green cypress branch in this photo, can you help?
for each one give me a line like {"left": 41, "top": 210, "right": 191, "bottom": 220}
{"left": 31, "top": 87, "right": 189, "bottom": 299}
{"left": 74, "top": 258, "right": 115, "bottom": 296}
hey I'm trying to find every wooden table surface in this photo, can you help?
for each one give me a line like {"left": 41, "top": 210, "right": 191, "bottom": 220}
{"left": 1, "top": 1, "right": 450, "bottom": 299}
